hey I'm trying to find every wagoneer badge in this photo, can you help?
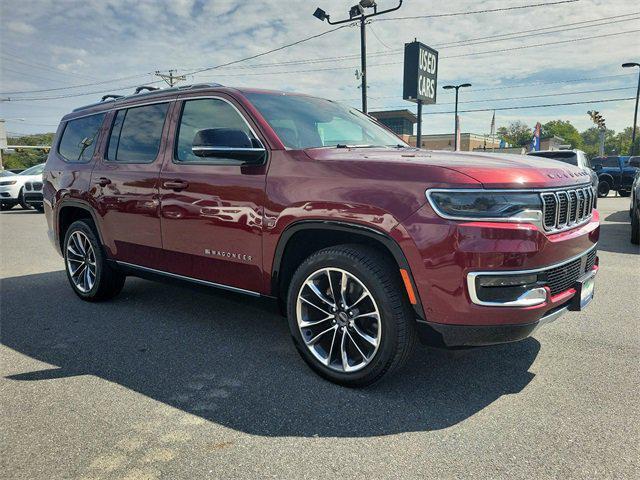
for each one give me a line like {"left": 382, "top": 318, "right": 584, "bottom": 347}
{"left": 204, "top": 249, "right": 253, "bottom": 262}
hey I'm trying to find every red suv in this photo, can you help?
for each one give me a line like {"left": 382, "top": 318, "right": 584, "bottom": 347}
{"left": 43, "top": 84, "right": 599, "bottom": 386}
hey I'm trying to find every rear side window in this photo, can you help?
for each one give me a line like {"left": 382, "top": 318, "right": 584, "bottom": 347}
{"left": 107, "top": 103, "right": 169, "bottom": 163}
{"left": 58, "top": 113, "right": 105, "bottom": 163}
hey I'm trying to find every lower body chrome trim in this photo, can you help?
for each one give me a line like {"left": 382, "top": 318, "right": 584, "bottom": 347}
{"left": 115, "top": 261, "right": 261, "bottom": 297}
{"left": 537, "top": 306, "right": 569, "bottom": 328}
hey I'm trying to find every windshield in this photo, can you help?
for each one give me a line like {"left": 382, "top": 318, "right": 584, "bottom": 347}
{"left": 19, "top": 164, "right": 45, "bottom": 175}
{"left": 528, "top": 151, "right": 578, "bottom": 166}
{"left": 244, "top": 92, "right": 407, "bottom": 150}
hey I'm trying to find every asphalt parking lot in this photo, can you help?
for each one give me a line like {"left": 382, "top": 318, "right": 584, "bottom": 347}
{"left": 1, "top": 197, "right": 638, "bottom": 480}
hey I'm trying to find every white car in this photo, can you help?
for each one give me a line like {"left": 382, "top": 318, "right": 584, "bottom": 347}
{"left": 0, "top": 163, "right": 45, "bottom": 211}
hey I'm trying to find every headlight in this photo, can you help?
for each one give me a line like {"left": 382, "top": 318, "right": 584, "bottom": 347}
{"left": 0, "top": 180, "right": 18, "bottom": 186}
{"left": 427, "top": 189, "right": 542, "bottom": 222}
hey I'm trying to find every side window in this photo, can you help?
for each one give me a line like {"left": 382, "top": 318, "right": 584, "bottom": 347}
{"left": 107, "top": 103, "right": 169, "bottom": 163}
{"left": 58, "top": 113, "right": 105, "bottom": 163}
{"left": 176, "top": 99, "right": 255, "bottom": 162}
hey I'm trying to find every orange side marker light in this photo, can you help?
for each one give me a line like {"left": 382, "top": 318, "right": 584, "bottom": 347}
{"left": 400, "top": 269, "right": 417, "bottom": 305}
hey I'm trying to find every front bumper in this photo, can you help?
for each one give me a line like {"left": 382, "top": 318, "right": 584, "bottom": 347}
{"left": 393, "top": 201, "right": 600, "bottom": 344}
{"left": 0, "top": 184, "right": 21, "bottom": 201}
{"left": 416, "top": 303, "right": 574, "bottom": 347}
{"left": 24, "top": 191, "right": 43, "bottom": 207}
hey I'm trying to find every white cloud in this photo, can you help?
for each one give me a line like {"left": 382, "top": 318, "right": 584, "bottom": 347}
{"left": 0, "top": 0, "right": 638, "bottom": 136}
{"left": 7, "top": 21, "right": 35, "bottom": 34}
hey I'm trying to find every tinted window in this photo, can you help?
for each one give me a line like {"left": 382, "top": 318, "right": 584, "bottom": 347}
{"left": 245, "top": 92, "right": 405, "bottom": 149}
{"left": 528, "top": 151, "right": 577, "bottom": 166}
{"left": 107, "top": 103, "right": 169, "bottom": 163}
{"left": 58, "top": 113, "right": 105, "bottom": 162}
{"left": 593, "top": 157, "right": 620, "bottom": 168}
{"left": 19, "top": 163, "right": 45, "bottom": 175}
{"left": 176, "top": 99, "right": 255, "bottom": 162}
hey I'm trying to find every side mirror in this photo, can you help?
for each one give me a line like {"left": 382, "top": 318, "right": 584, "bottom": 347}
{"left": 629, "top": 157, "right": 640, "bottom": 168}
{"left": 192, "top": 128, "right": 265, "bottom": 164}
{"left": 593, "top": 163, "right": 602, "bottom": 170}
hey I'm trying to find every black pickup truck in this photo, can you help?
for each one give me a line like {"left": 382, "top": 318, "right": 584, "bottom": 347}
{"left": 592, "top": 156, "right": 640, "bottom": 197}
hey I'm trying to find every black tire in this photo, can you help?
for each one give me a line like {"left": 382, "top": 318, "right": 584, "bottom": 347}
{"left": 597, "top": 180, "right": 610, "bottom": 198}
{"left": 1, "top": 203, "right": 14, "bottom": 211}
{"left": 18, "top": 188, "right": 31, "bottom": 209}
{"left": 619, "top": 190, "right": 631, "bottom": 198}
{"left": 63, "top": 219, "right": 126, "bottom": 301}
{"left": 287, "top": 245, "right": 417, "bottom": 387}
{"left": 35, "top": 206, "right": 45, "bottom": 213}
{"left": 631, "top": 206, "right": 640, "bottom": 245}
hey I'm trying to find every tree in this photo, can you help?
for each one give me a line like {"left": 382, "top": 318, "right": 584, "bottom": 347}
{"left": 581, "top": 127, "right": 618, "bottom": 158}
{"left": 497, "top": 121, "right": 531, "bottom": 147}
{"left": 541, "top": 120, "right": 582, "bottom": 149}
{"left": 611, "top": 127, "right": 640, "bottom": 156}
{"left": 2, "top": 133, "right": 54, "bottom": 170}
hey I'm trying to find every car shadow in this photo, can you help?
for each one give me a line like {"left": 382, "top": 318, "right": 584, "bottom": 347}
{"left": 599, "top": 210, "right": 639, "bottom": 255}
{"left": 0, "top": 208, "right": 41, "bottom": 215}
{"left": 1, "top": 271, "right": 540, "bottom": 438}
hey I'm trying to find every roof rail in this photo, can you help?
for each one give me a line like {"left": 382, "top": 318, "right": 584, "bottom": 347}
{"left": 101, "top": 94, "right": 124, "bottom": 102}
{"left": 134, "top": 85, "right": 159, "bottom": 94}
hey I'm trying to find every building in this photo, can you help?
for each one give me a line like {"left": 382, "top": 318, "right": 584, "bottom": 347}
{"left": 369, "top": 109, "right": 417, "bottom": 136}
{"left": 408, "top": 133, "right": 501, "bottom": 151}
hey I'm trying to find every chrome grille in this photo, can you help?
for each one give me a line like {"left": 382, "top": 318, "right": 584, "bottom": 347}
{"left": 541, "top": 185, "right": 594, "bottom": 233}
{"left": 32, "top": 181, "right": 43, "bottom": 191}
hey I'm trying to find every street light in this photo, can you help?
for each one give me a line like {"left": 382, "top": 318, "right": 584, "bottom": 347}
{"left": 443, "top": 83, "right": 472, "bottom": 151}
{"left": 313, "top": 0, "right": 403, "bottom": 114}
{"left": 622, "top": 62, "right": 640, "bottom": 155}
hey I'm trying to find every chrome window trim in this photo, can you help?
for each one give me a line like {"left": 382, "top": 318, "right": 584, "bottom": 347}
{"left": 466, "top": 243, "right": 597, "bottom": 307}
{"left": 172, "top": 95, "right": 267, "bottom": 165}
{"left": 116, "top": 261, "right": 261, "bottom": 297}
{"left": 426, "top": 185, "right": 594, "bottom": 233}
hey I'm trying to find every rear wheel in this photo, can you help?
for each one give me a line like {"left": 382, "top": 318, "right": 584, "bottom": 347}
{"left": 598, "top": 180, "right": 610, "bottom": 198}
{"left": 63, "top": 220, "right": 126, "bottom": 301}
{"left": 619, "top": 190, "right": 631, "bottom": 197}
{"left": 287, "top": 245, "right": 416, "bottom": 387}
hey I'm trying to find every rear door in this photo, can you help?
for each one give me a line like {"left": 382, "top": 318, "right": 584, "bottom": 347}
{"left": 90, "top": 100, "right": 174, "bottom": 267}
{"left": 158, "top": 95, "right": 268, "bottom": 293}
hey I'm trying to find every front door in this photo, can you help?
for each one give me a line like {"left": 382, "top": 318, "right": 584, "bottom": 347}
{"left": 158, "top": 96, "right": 267, "bottom": 293}
{"left": 90, "top": 101, "right": 173, "bottom": 267}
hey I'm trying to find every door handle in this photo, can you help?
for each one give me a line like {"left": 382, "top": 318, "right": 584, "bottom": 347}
{"left": 163, "top": 180, "right": 189, "bottom": 191}
{"left": 95, "top": 177, "right": 111, "bottom": 186}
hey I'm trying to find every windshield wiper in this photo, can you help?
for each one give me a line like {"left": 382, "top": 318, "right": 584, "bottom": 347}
{"left": 335, "top": 144, "right": 376, "bottom": 148}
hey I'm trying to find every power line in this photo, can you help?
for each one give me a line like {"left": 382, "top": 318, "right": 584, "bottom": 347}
{"left": 193, "top": 29, "right": 638, "bottom": 79}
{"left": 370, "top": 87, "right": 636, "bottom": 109}
{"left": 377, "top": 0, "right": 581, "bottom": 22}
{"left": 0, "top": 52, "right": 98, "bottom": 81}
{"left": 180, "top": 12, "right": 639, "bottom": 72}
{"left": 0, "top": 72, "right": 155, "bottom": 95}
{"left": 419, "top": 97, "right": 635, "bottom": 115}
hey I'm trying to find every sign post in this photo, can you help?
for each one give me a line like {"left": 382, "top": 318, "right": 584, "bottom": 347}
{"left": 403, "top": 41, "right": 438, "bottom": 148}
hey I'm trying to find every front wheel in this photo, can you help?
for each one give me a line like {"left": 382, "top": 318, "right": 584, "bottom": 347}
{"left": 287, "top": 245, "right": 416, "bottom": 387}
{"left": 63, "top": 220, "right": 126, "bottom": 301}
{"left": 18, "top": 188, "right": 31, "bottom": 209}
{"left": 598, "top": 180, "right": 610, "bottom": 198}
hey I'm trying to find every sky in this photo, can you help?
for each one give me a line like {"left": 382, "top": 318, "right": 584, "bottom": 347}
{"left": 0, "top": 0, "right": 639, "bottom": 138}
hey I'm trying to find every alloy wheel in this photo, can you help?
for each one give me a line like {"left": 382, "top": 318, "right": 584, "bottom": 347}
{"left": 66, "top": 231, "right": 97, "bottom": 293}
{"left": 295, "top": 267, "right": 381, "bottom": 373}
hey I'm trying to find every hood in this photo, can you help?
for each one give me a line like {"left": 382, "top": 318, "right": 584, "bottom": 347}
{"left": 304, "top": 148, "right": 592, "bottom": 189}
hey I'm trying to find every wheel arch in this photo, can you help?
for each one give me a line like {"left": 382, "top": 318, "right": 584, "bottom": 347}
{"left": 57, "top": 200, "right": 104, "bottom": 252}
{"left": 271, "top": 220, "right": 425, "bottom": 321}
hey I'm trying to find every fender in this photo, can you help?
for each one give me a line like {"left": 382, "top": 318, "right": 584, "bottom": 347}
{"left": 55, "top": 198, "right": 105, "bottom": 252}
{"left": 270, "top": 219, "right": 425, "bottom": 321}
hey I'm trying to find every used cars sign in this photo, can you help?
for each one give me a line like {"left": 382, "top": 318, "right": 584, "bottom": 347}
{"left": 403, "top": 41, "right": 438, "bottom": 104}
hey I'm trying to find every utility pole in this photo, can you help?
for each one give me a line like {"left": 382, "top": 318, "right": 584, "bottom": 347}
{"left": 622, "top": 62, "right": 640, "bottom": 155}
{"left": 443, "top": 83, "right": 472, "bottom": 151}
{"left": 155, "top": 69, "right": 186, "bottom": 87}
{"left": 313, "top": 1, "right": 403, "bottom": 114}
